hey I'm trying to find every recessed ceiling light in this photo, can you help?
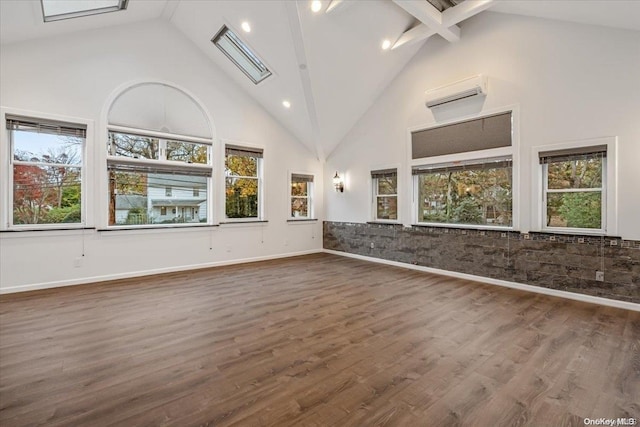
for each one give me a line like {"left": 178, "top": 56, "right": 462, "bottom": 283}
{"left": 381, "top": 39, "right": 391, "bottom": 50}
{"left": 282, "top": 100, "right": 291, "bottom": 109}
{"left": 241, "top": 21, "right": 251, "bottom": 33}
{"left": 311, "top": 1, "right": 322, "bottom": 13}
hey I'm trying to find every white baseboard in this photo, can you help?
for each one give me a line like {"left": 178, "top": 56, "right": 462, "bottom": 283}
{"left": 0, "top": 249, "right": 323, "bottom": 295}
{"left": 323, "top": 249, "right": 640, "bottom": 312}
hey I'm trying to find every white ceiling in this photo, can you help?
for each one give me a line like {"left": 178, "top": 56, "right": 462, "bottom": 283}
{"left": 1, "top": 0, "right": 639, "bottom": 159}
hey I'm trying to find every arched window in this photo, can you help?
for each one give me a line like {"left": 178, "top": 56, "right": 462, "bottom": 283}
{"left": 106, "top": 82, "right": 214, "bottom": 227}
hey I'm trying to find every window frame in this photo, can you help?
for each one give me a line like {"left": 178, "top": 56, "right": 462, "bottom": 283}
{"left": 408, "top": 107, "right": 519, "bottom": 230}
{"left": 532, "top": 137, "right": 617, "bottom": 236}
{"left": 41, "top": 0, "right": 128, "bottom": 23}
{"left": 222, "top": 142, "right": 265, "bottom": 223}
{"left": 1, "top": 108, "right": 93, "bottom": 231}
{"left": 371, "top": 167, "right": 399, "bottom": 223}
{"left": 105, "top": 125, "right": 213, "bottom": 229}
{"left": 289, "top": 172, "right": 314, "bottom": 220}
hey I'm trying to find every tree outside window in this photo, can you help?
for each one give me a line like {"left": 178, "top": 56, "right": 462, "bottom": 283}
{"left": 371, "top": 169, "right": 397, "bottom": 221}
{"left": 225, "top": 145, "right": 262, "bottom": 219}
{"left": 415, "top": 158, "right": 512, "bottom": 227}
{"left": 291, "top": 174, "right": 313, "bottom": 219}
{"left": 9, "top": 116, "right": 85, "bottom": 226}
{"left": 542, "top": 150, "right": 604, "bottom": 230}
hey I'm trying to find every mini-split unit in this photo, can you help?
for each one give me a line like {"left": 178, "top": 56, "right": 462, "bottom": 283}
{"left": 425, "top": 74, "right": 488, "bottom": 108}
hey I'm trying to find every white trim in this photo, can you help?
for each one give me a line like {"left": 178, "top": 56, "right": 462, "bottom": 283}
{"left": 0, "top": 249, "right": 322, "bottom": 295}
{"left": 323, "top": 249, "right": 640, "bottom": 312}
{"left": 107, "top": 125, "right": 214, "bottom": 145}
{"left": 531, "top": 136, "right": 617, "bottom": 236}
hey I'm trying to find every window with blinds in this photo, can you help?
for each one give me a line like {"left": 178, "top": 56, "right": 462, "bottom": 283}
{"left": 371, "top": 169, "right": 398, "bottom": 221}
{"left": 225, "top": 144, "right": 263, "bottom": 220}
{"left": 106, "top": 130, "right": 212, "bottom": 227}
{"left": 411, "top": 112, "right": 512, "bottom": 159}
{"left": 290, "top": 173, "right": 314, "bottom": 219}
{"left": 540, "top": 145, "right": 606, "bottom": 231}
{"left": 411, "top": 111, "right": 515, "bottom": 228}
{"left": 7, "top": 114, "right": 86, "bottom": 227}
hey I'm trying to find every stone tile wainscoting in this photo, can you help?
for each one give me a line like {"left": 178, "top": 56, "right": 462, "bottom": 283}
{"left": 323, "top": 221, "right": 640, "bottom": 304}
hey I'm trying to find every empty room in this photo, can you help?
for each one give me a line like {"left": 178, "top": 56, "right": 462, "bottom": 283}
{"left": 0, "top": 0, "right": 638, "bottom": 425}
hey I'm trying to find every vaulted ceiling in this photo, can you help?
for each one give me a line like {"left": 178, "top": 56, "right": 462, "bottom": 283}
{"left": 1, "top": 0, "right": 639, "bottom": 160}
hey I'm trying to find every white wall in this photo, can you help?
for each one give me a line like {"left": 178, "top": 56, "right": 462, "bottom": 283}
{"left": 325, "top": 12, "right": 640, "bottom": 240}
{"left": 0, "top": 20, "right": 323, "bottom": 292}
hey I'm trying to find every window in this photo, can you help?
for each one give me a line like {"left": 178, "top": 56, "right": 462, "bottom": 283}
{"left": 212, "top": 25, "right": 272, "bottom": 84}
{"left": 107, "top": 131, "right": 211, "bottom": 226}
{"left": 540, "top": 145, "right": 606, "bottom": 231}
{"left": 193, "top": 188, "right": 200, "bottom": 197}
{"left": 290, "top": 174, "right": 313, "bottom": 219}
{"left": 371, "top": 169, "right": 398, "bottom": 221}
{"left": 7, "top": 115, "right": 85, "bottom": 227}
{"left": 41, "top": 0, "right": 128, "bottom": 22}
{"left": 413, "top": 157, "right": 512, "bottom": 226}
{"left": 411, "top": 111, "right": 514, "bottom": 228}
{"left": 225, "top": 145, "right": 263, "bottom": 219}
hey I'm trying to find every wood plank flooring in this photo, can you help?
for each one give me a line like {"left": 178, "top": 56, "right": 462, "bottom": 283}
{"left": 0, "top": 253, "right": 638, "bottom": 426}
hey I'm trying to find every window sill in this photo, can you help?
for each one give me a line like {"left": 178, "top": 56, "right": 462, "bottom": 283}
{"left": 0, "top": 227, "right": 95, "bottom": 239}
{"left": 539, "top": 228, "right": 608, "bottom": 237}
{"left": 412, "top": 223, "right": 513, "bottom": 232}
{"left": 1, "top": 226, "right": 95, "bottom": 233}
{"left": 367, "top": 221, "right": 400, "bottom": 225}
{"left": 97, "top": 224, "right": 218, "bottom": 232}
{"left": 220, "top": 220, "right": 268, "bottom": 227}
{"left": 287, "top": 218, "right": 318, "bottom": 223}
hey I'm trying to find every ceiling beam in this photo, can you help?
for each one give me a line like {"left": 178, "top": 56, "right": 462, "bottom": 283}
{"left": 284, "top": 1, "right": 325, "bottom": 161}
{"left": 325, "top": 0, "right": 343, "bottom": 14}
{"left": 392, "top": 0, "right": 460, "bottom": 42}
{"left": 391, "top": 23, "right": 435, "bottom": 50}
{"left": 442, "top": 0, "right": 494, "bottom": 26}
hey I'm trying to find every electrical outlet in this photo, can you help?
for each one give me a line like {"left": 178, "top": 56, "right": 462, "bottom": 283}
{"left": 595, "top": 271, "right": 604, "bottom": 282}
{"left": 370, "top": 242, "right": 375, "bottom": 249}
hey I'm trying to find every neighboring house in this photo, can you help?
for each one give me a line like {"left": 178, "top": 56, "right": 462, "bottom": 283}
{"left": 147, "top": 175, "right": 207, "bottom": 223}
{"left": 114, "top": 195, "right": 147, "bottom": 224}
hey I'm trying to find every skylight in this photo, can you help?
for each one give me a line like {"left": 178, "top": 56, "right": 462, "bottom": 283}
{"left": 212, "top": 25, "right": 272, "bottom": 85}
{"left": 41, "top": 0, "right": 128, "bottom": 23}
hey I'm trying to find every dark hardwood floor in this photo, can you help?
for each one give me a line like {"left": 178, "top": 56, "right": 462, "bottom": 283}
{"left": 0, "top": 253, "right": 638, "bottom": 426}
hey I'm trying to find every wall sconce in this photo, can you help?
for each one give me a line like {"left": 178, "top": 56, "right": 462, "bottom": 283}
{"left": 333, "top": 171, "right": 344, "bottom": 193}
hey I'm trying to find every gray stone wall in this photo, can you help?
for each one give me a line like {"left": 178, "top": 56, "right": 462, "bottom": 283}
{"left": 323, "top": 221, "right": 640, "bottom": 304}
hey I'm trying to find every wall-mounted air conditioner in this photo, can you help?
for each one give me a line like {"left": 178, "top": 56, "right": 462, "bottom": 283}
{"left": 425, "top": 75, "right": 488, "bottom": 108}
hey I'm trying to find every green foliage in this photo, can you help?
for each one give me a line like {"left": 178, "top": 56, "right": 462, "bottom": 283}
{"left": 557, "top": 192, "right": 601, "bottom": 229}
{"left": 44, "top": 205, "right": 81, "bottom": 224}
{"left": 453, "top": 198, "right": 483, "bottom": 224}
{"left": 418, "top": 166, "right": 512, "bottom": 226}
